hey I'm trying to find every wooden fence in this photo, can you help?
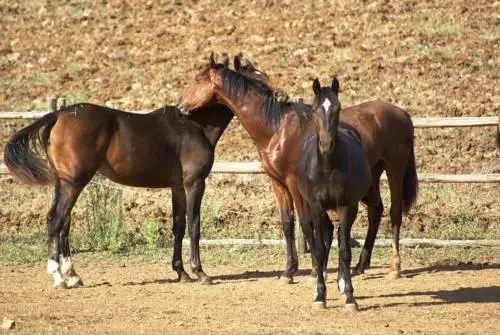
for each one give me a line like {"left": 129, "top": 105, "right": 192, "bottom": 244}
{"left": 0, "top": 101, "right": 498, "bottom": 250}
{"left": 1, "top": 106, "right": 498, "bottom": 182}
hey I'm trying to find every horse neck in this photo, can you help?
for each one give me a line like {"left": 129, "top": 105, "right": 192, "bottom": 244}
{"left": 189, "top": 105, "right": 234, "bottom": 147}
{"left": 215, "top": 88, "right": 276, "bottom": 149}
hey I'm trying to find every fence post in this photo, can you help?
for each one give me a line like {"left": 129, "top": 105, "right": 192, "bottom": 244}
{"left": 295, "top": 216, "right": 308, "bottom": 254}
{"left": 45, "top": 96, "right": 58, "bottom": 208}
{"left": 47, "top": 96, "right": 58, "bottom": 113}
{"left": 57, "top": 97, "right": 66, "bottom": 110}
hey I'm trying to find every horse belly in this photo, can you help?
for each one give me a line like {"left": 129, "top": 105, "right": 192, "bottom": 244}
{"left": 99, "top": 141, "right": 182, "bottom": 188}
{"left": 98, "top": 162, "right": 182, "bottom": 188}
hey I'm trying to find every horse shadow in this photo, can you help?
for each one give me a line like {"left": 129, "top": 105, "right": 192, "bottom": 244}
{"left": 360, "top": 285, "right": 500, "bottom": 311}
{"left": 114, "top": 262, "right": 499, "bottom": 287}
{"left": 211, "top": 269, "right": 311, "bottom": 283}
{"left": 401, "top": 262, "right": 500, "bottom": 279}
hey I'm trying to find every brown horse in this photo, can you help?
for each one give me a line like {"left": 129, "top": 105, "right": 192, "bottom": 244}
{"left": 234, "top": 56, "right": 418, "bottom": 278}
{"left": 4, "top": 65, "right": 233, "bottom": 288}
{"left": 181, "top": 53, "right": 347, "bottom": 284}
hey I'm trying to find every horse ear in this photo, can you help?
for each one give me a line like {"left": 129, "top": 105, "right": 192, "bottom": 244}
{"left": 234, "top": 55, "right": 242, "bottom": 71}
{"left": 220, "top": 52, "right": 229, "bottom": 67}
{"left": 331, "top": 77, "right": 340, "bottom": 96}
{"left": 312, "top": 78, "right": 321, "bottom": 96}
{"left": 209, "top": 52, "right": 216, "bottom": 68}
{"left": 245, "top": 59, "right": 255, "bottom": 70}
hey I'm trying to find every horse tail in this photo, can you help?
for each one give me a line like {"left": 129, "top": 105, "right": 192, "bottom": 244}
{"left": 3, "top": 112, "right": 58, "bottom": 185}
{"left": 402, "top": 136, "right": 418, "bottom": 214}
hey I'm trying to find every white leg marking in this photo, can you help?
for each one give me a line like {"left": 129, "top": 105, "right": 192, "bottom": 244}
{"left": 61, "top": 256, "right": 73, "bottom": 274}
{"left": 47, "top": 259, "right": 60, "bottom": 274}
{"left": 338, "top": 277, "right": 346, "bottom": 293}
{"left": 47, "top": 259, "right": 65, "bottom": 286}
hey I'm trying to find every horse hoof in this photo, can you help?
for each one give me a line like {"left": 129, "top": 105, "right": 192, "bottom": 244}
{"left": 53, "top": 281, "right": 68, "bottom": 289}
{"left": 387, "top": 271, "right": 401, "bottom": 280}
{"left": 179, "top": 273, "right": 193, "bottom": 283}
{"left": 312, "top": 301, "right": 326, "bottom": 310}
{"left": 351, "top": 268, "right": 364, "bottom": 277}
{"left": 200, "top": 276, "right": 212, "bottom": 285}
{"left": 279, "top": 276, "right": 293, "bottom": 284}
{"left": 345, "top": 303, "right": 359, "bottom": 312}
{"left": 66, "top": 276, "right": 84, "bottom": 288}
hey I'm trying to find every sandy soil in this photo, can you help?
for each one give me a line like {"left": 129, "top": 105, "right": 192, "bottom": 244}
{"left": 0, "top": 255, "right": 499, "bottom": 334}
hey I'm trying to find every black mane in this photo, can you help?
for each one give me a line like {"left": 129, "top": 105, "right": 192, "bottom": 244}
{"left": 221, "top": 67, "right": 308, "bottom": 127}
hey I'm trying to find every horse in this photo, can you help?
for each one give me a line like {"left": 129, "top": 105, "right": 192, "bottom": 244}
{"left": 181, "top": 52, "right": 349, "bottom": 284}
{"left": 297, "top": 78, "right": 374, "bottom": 310}
{"left": 4, "top": 60, "right": 233, "bottom": 288}
{"left": 234, "top": 55, "right": 418, "bottom": 278}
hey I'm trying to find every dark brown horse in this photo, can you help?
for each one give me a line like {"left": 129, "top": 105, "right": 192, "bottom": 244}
{"left": 298, "top": 78, "right": 374, "bottom": 310}
{"left": 4, "top": 64, "right": 233, "bottom": 288}
{"left": 234, "top": 56, "right": 418, "bottom": 278}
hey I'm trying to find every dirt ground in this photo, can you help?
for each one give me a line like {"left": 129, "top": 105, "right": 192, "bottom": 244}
{"left": 1, "top": 250, "right": 499, "bottom": 335}
{"left": 0, "top": 0, "right": 499, "bottom": 236}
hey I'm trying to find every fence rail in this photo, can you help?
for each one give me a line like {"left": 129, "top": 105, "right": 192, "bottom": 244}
{"left": 182, "top": 238, "right": 500, "bottom": 248}
{"left": 0, "top": 111, "right": 498, "bottom": 128}
{"left": 0, "top": 162, "right": 499, "bottom": 182}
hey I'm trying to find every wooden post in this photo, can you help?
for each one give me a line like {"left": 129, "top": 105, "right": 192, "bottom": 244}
{"left": 295, "top": 214, "right": 310, "bottom": 254}
{"left": 47, "top": 96, "right": 57, "bottom": 113}
{"left": 57, "top": 97, "right": 66, "bottom": 110}
{"left": 45, "top": 96, "right": 58, "bottom": 209}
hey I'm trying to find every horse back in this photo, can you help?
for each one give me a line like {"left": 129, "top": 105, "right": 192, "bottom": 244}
{"left": 341, "top": 101, "right": 414, "bottom": 163}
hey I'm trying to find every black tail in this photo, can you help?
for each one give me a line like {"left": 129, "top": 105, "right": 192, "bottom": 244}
{"left": 402, "top": 141, "right": 418, "bottom": 214}
{"left": 3, "top": 112, "right": 58, "bottom": 185}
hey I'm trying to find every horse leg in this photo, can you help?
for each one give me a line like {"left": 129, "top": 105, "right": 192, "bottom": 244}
{"left": 311, "top": 204, "right": 328, "bottom": 308}
{"left": 287, "top": 180, "right": 326, "bottom": 285}
{"left": 337, "top": 205, "right": 358, "bottom": 311}
{"left": 305, "top": 211, "right": 331, "bottom": 285}
{"left": 353, "top": 166, "right": 384, "bottom": 276}
{"left": 322, "top": 212, "right": 333, "bottom": 282}
{"left": 185, "top": 179, "right": 211, "bottom": 284}
{"left": 271, "top": 180, "right": 298, "bottom": 283}
{"left": 47, "top": 180, "right": 84, "bottom": 288}
{"left": 171, "top": 187, "right": 192, "bottom": 283}
{"left": 386, "top": 168, "right": 405, "bottom": 279}
{"left": 59, "top": 215, "right": 83, "bottom": 288}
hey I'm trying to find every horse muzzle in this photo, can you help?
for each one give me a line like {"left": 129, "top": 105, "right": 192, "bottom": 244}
{"left": 319, "top": 139, "right": 333, "bottom": 154}
{"left": 176, "top": 103, "right": 190, "bottom": 115}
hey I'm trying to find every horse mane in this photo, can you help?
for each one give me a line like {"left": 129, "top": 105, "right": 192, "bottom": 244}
{"left": 221, "top": 67, "right": 312, "bottom": 128}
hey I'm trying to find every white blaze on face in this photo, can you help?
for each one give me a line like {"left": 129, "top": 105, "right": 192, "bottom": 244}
{"left": 322, "top": 98, "right": 332, "bottom": 114}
